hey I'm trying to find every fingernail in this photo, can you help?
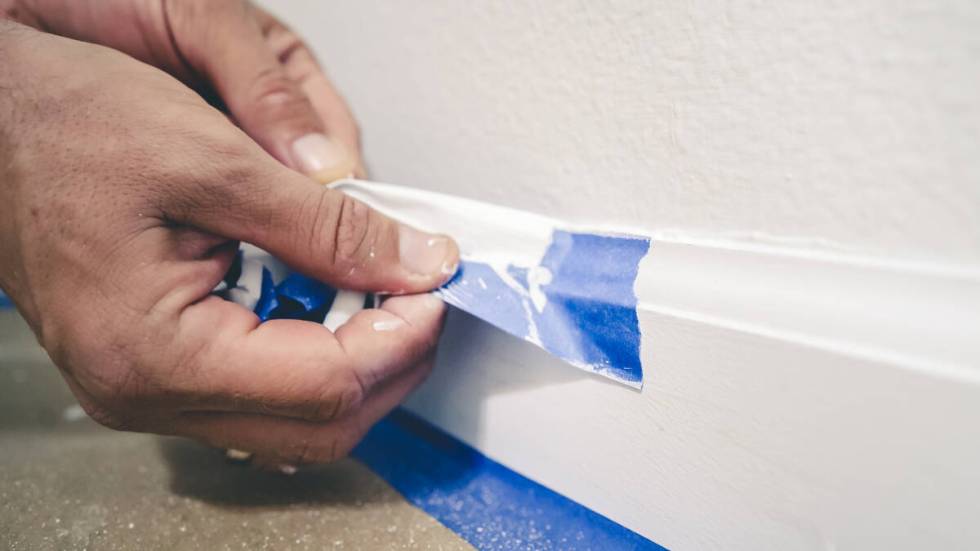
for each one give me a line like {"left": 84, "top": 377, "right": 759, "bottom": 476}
{"left": 291, "top": 133, "right": 356, "bottom": 184}
{"left": 398, "top": 226, "right": 457, "bottom": 279}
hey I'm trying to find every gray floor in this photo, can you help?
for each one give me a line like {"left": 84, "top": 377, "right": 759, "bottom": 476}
{"left": 0, "top": 311, "right": 472, "bottom": 550}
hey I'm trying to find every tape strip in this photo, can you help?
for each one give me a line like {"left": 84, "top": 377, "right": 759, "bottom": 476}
{"left": 331, "top": 180, "right": 651, "bottom": 387}
{"left": 439, "top": 231, "right": 649, "bottom": 386}
{"left": 213, "top": 180, "right": 650, "bottom": 387}
{"left": 354, "top": 408, "right": 666, "bottom": 550}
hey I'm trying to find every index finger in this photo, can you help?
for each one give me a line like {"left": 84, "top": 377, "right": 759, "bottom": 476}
{"left": 253, "top": 6, "right": 364, "bottom": 178}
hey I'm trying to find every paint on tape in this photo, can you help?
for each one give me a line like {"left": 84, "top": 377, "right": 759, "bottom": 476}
{"left": 438, "top": 230, "right": 649, "bottom": 386}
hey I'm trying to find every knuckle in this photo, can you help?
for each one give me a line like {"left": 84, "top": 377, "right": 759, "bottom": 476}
{"left": 246, "top": 67, "right": 317, "bottom": 127}
{"left": 292, "top": 438, "right": 317, "bottom": 465}
{"left": 307, "top": 365, "right": 366, "bottom": 422}
{"left": 325, "top": 434, "right": 358, "bottom": 462}
{"left": 297, "top": 190, "right": 337, "bottom": 261}
{"left": 270, "top": 30, "right": 305, "bottom": 64}
{"left": 248, "top": 66, "right": 295, "bottom": 106}
{"left": 320, "top": 193, "right": 377, "bottom": 275}
{"left": 321, "top": 440, "right": 345, "bottom": 463}
{"left": 289, "top": 432, "right": 357, "bottom": 465}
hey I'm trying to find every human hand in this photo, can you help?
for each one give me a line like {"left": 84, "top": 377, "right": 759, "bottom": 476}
{"left": 0, "top": 22, "right": 458, "bottom": 468}
{"left": 3, "top": 0, "right": 364, "bottom": 182}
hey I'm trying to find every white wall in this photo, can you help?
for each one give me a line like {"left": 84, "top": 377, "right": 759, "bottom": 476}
{"left": 269, "top": 0, "right": 979, "bottom": 271}
{"left": 266, "top": 2, "right": 980, "bottom": 549}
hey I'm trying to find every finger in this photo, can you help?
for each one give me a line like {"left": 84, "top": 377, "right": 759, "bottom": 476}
{"left": 170, "top": 293, "right": 445, "bottom": 421}
{"left": 177, "top": 353, "right": 435, "bottom": 465}
{"left": 248, "top": 353, "right": 434, "bottom": 469}
{"left": 171, "top": 1, "right": 356, "bottom": 181}
{"left": 170, "top": 161, "right": 458, "bottom": 293}
{"left": 332, "top": 294, "right": 446, "bottom": 390}
{"left": 253, "top": 7, "right": 365, "bottom": 178}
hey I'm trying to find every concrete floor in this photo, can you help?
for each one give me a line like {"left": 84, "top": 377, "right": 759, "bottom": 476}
{"left": 0, "top": 311, "right": 472, "bottom": 550}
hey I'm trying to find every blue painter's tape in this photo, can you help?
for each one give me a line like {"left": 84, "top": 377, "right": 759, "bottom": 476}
{"left": 253, "top": 267, "right": 279, "bottom": 321}
{"left": 441, "top": 261, "right": 532, "bottom": 340}
{"left": 437, "top": 230, "right": 650, "bottom": 385}
{"left": 254, "top": 271, "right": 337, "bottom": 323}
{"left": 0, "top": 291, "right": 12, "bottom": 309}
{"left": 354, "top": 409, "right": 666, "bottom": 551}
{"left": 537, "top": 231, "right": 649, "bottom": 383}
{"left": 276, "top": 273, "right": 336, "bottom": 315}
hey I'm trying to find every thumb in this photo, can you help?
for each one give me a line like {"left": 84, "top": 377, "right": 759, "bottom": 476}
{"left": 174, "top": 2, "right": 356, "bottom": 182}
{"left": 177, "top": 159, "right": 459, "bottom": 294}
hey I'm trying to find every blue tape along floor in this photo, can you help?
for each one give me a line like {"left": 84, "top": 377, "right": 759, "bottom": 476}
{"left": 353, "top": 409, "right": 665, "bottom": 550}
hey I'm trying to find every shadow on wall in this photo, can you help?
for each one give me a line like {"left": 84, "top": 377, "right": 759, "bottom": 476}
{"left": 406, "top": 307, "right": 634, "bottom": 446}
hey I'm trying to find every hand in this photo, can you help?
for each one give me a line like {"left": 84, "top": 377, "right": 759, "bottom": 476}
{"left": 0, "top": 22, "right": 459, "bottom": 468}
{"left": 3, "top": 0, "right": 364, "bottom": 182}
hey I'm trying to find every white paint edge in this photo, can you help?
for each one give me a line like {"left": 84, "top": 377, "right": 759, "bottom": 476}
{"left": 638, "top": 240, "right": 980, "bottom": 383}
{"left": 335, "top": 178, "right": 980, "bottom": 382}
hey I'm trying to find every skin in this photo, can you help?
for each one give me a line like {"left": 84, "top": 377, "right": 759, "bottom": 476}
{"left": 0, "top": 2, "right": 459, "bottom": 470}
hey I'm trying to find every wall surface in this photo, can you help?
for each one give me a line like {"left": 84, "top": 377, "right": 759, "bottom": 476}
{"left": 265, "top": 2, "right": 980, "bottom": 549}
{"left": 270, "top": 0, "right": 979, "bottom": 271}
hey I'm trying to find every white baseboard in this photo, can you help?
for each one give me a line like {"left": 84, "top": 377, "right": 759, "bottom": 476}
{"left": 407, "top": 238, "right": 980, "bottom": 550}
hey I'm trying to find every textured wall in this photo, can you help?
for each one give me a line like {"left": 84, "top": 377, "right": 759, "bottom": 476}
{"left": 268, "top": 0, "right": 979, "bottom": 270}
